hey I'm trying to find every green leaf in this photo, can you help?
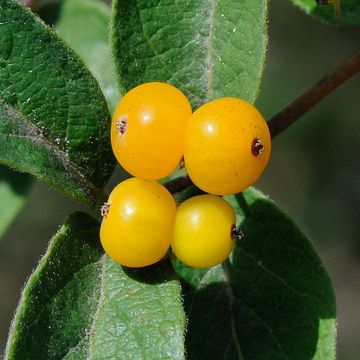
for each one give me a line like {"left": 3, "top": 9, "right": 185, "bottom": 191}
{"left": 54, "top": 0, "right": 121, "bottom": 113}
{"left": 289, "top": 0, "right": 360, "bottom": 26}
{"left": 111, "top": 0, "right": 268, "bottom": 108}
{"left": 0, "top": 165, "right": 33, "bottom": 239}
{"left": 6, "top": 212, "right": 186, "bottom": 360}
{"left": 0, "top": 0, "right": 115, "bottom": 206}
{"left": 174, "top": 187, "right": 336, "bottom": 360}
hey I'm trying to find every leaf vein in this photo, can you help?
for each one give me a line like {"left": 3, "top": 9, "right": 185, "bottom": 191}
{"left": 0, "top": 105, "right": 99, "bottom": 200}
{"left": 24, "top": 258, "right": 103, "bottom": 333}
{"left": 222, "top": 261, "right": 245, "bottom": 360}
{"left": 86, "top": 254, "right": 106, "bottom": 360}
{"left": 206, "top": 0, "right": 216, "bottom": 100}
{"left": 222, "top": 260, "right": 289, "bottom": 359}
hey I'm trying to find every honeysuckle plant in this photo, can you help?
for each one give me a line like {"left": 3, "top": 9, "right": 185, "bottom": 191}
{"left": 1, "top": 0, "right": 359, "bottom": 359}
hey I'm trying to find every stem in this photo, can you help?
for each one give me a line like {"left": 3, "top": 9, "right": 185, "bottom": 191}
{"left": 165, "top": 51, "right": 360, "bottom": 194}
{"left": 268, "top": 51, "right": 360, "bottom": 138}
{"left": 164, "top": 175, "right": 193, "bottom": 194}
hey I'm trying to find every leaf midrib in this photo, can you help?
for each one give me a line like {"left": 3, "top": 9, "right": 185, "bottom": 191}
{"left": 0, "top": 102, "right": 100, "bottom": 202}
{"left": 222, "top": 261, "right": 245, "bottom": 360}
{"left": 85, "top": 256, "right": 149, "bottom": 360}
{"left": 221, "top": 260, "right": 290, "bottom": 360}
{"left": 185, "top": 259, "right": 293, "bottom": 359}
{"left": 86, "top": 254, "right": 106, "bottom": 360}
{"left": 206, "top": 0, "right": 216, "bottom": 101}
{"left": 23, "top": 259, "right": 103, "bottom": 334}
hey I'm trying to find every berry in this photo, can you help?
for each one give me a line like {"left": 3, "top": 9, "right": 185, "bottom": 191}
{"left": 100, "top": 178, "right": 176, "bottom": 267}
{"left": 184, "top": 98, "right": 271, "bottom": 195}
{"left": 171, "top": 195, "right": 237, "bottom": 268}
{"left": 111, "top": 82, "right": 192, "bottom": 180}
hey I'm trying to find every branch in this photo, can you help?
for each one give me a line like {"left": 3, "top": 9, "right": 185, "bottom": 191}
{"left": 165, "top": 51, "right": 360, "bottom": 194}
{"left": 268, "top": 51, "right": 360, "bottom": 138}
{"left": 164, "top": 174, "right": 193, "bottom": 194}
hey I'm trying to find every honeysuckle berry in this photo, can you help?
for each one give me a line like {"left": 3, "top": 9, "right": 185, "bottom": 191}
{"left": 184, "top": 98, "right": 271, "bottom": 195}
{"left": 171, "top": 195, "right": 238, "bottom": 268}
{"left": 100, "top": 178, "right": 176, "bottom": 268}
{"left": 111, "top": 82, "right": 192, "bottom": 180}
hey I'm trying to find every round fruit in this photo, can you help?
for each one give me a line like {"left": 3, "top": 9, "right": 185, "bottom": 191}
{"left": 111, "top": 82, "right": 192, "bottom": 180}
{"left": 184, "top": 98, "right": 271, "bottom": 195}
{"left": 171, "top": 195, "right": 236, "bottom": 268}
{"left": 100, "top": 178, "right": 176, "bottom": 268}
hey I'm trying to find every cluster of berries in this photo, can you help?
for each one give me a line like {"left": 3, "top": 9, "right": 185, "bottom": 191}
{"left": 100, "top": 82, "right": 271, "bottom": 269}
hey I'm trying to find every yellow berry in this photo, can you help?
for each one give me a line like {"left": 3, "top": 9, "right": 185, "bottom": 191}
{"left": 184, "top": 98, "right": 271, "bottom": 195}
{"left": 111, "top": 82, "right": 192, "bottom": 180}
{"left": 100, "top": 178, "right": 176, "bottom": 267}
{"left": 171, "top": 195, "right": 236, "bottom": 268}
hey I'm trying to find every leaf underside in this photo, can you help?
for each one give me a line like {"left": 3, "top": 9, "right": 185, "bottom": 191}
{"left": 174, "top": 187, "right": 336, "bottom": 360}
{"left": 0, "top": 0, "right": 115, "bottom": 205}
{"left": 289, "top": 0, "right": 360, "bottom": 26}
{"left": 111, "top": 0, "right": 268, "bottom": 108}
{"left": 6, "top": 212, "right": 186, "bottom": 360}
{"left": 54, "top": 0, "right": 121, "bottom": 113}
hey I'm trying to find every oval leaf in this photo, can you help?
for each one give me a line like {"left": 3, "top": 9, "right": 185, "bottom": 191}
{"left": 5, "top": 212, "right": 186, "bottom": 360}
{"left": 0, "top": 0, "right": 115, "bottom": 206}
{"left": 111, "top": 0, "right": 268, "bottom": 107}
{"left": 54, "top": 0, "right": 120, "bottom": 113}
{"left": 174, "top": 187, "right": 336, "bottom": 360}
{"left": 289, "top": 0, "right": 360, "bottom": 26}
{"left": 0, "top": 165, "right": 33, "bottom": 239}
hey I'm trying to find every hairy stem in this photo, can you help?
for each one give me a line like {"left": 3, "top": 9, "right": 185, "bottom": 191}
{"left": 165, "top": 51, "right": 360, "bottom": 194}
{"left": 268, "top": 51, "right": 360, "bottom": 138}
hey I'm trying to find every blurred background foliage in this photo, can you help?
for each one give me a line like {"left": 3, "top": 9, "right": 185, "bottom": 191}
{"left": 0, "top": 0, "right": 359, "bottom": 358}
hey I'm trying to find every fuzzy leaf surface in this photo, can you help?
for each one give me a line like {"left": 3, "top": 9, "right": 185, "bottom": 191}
{"left": 174, "top": 187, "right": 336, "bottom": 360}
{"left": 111, "top": 0, "right": 268, "bottom": 108}
{"left": 0, "top": 165, "right": 33, "bottom": 239}
{"left": 6, "top": 212, "right": 186, "bottom": 360}
{"left": 289, "top": 0, "right": 360, "bottom": 26}
{"left": 0, "top": 0, "right": 115, "bottom": 205}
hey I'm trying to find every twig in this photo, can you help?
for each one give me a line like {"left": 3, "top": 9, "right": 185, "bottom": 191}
{"left": 268, "top": 51, "right": 360, "bottom": 138}
{"left": 165, "top": 51, "right": 360, "bottom": 194}
{"left": 164, "top": 175, "right": 193, "bottom": 194}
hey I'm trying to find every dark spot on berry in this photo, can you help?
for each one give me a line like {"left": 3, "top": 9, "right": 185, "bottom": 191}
{"left": 115, "top": 116, "right": 128, "bottom": 135}
{"left": 251, "top": 138, "right": 264, "bottom": 156}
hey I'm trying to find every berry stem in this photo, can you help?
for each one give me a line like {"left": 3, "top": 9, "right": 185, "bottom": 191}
{"left": 164, "top": 175, "right": 193, "bottom": 194}
{"left": 268, "top": 51, "right": 360, "bottom": 138}
{"left": 165, "top": 51, "right": 360, "bottom": 195}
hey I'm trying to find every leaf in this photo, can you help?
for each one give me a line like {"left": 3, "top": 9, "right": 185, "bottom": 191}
{"left": 0, "top": 165, "right": 33, "bottom": 239}
{"left": 174, "top": 187, "right": 336, "bottom": 360}
{"left": 54, "top": 0, "right": 121, "bottom": 113}
{"left": 111, "top": 0, "right": 268, "bottom": 108}
{"left": 0, "top": 0, "right": 115, "bottom": 206}
{"left": 5, "top": 212, "right": 186, "bottom": 360}
{"left": 289, "top": 0, "right": 360, "bottom": 26}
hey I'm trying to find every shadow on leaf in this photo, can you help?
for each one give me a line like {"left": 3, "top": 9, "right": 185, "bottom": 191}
{"left": 175, "top": 189, "right": 336, "bottom": 359}
{"left": 122, "top": 259, "right": 177, "bottom": 285}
